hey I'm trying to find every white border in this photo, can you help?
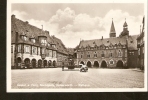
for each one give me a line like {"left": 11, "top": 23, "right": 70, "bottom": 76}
{"left": 7, "top": 0, "right": 147, "bottom": 92}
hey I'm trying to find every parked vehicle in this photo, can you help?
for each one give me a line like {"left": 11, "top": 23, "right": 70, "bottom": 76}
{"left": 79, "top": 64, "right": 88, "bottom": 72}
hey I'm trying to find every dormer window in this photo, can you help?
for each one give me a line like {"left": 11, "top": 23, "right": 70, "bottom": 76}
{"left": 48, "top": 43, "right": 50, "bottom": 47}
{"left": 30, "top": 36, "right": 35, "bottom": 43}
{"left": 107, "top": 40, "right": 109, "bottom": 43}
{"left": 41, "top": 39, "right": 47, "bottom": 46}
{"left": 20, "top": 32, "right": 27, "bottom": 41}
{"left": 130, "top": 40, "right": 133, "bottom": 43}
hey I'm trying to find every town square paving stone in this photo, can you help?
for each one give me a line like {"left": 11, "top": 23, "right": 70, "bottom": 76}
{"left": 11, "top": 68, "right": 144, "bottom": 89}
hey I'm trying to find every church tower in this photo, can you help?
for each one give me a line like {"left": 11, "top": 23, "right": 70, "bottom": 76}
{"left": 120, "top": 18, "right": 129, "bottom": 37}
{"left": 109, "top": 18, "right": 116, "bottom": 38}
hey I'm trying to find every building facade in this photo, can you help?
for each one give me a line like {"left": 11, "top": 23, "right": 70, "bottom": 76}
{"left": 76, "top": 19, "right": 138, "bottom": 68}
{"left": 11, "top": 15, "right": 67, "bottom": 69}
{"left": 51, "top": 36, "right": 68, "bottom": 67}
{"left": 137, "top": 17, "right": 145, "bottom": 70}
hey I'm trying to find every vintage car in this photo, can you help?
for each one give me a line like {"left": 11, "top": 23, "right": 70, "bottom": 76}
{"left": 79, "top": 64, "right": 88, "bottom": 72}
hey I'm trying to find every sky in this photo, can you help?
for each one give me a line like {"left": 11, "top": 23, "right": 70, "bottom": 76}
{"left": 11, "top": 3, "right": 144, "bottom": 48}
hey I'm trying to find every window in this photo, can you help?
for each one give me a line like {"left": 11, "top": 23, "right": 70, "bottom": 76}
{"left": 32, "top": 39, "right": 35, "bottom": 43}
{"left": 11, "top": 45, "right": 13, "bottom": 53}
{"left": 138, "top": 49, "right": 140, "bottom": 55}
{"left": 132, "top": 52, "right": 134, "bottom": 55}
{"left": 81, "top": 55, "right": 82, "bottom": 58}
{"left": 49, "top": 50, "right": 52, "bottom": 57}
{"left": 53, "top": 51, "right": 56, "bottom": 57}
{"left": 110, "top": 52, "right": 112, "bottom": 57}
{"left": 18, "top": 45, "right": 21, "bottom": 52}
{"left": 101, "top": 51, "right": 104, "bottom": 57}
{"left": 25, "top": 46, "right": 30, "bottom": 53}
{"left": 118, "top": 50, "right": 122, "bottom": 57}
{"left": 94, "top": 52, "right": 97, "bottom": 58}
{"left": 87, "top": 52, "right": 90, "bottom": 58}
{"left": 48, "top": 43, "right": 50, "bottom": 47}
{"left": 110, "top": 60, "right": 114, "bottom": 65}
{"left": 42, "top": 48, "right": 45, "bottom": 54}
{"left": 52, "top": 45, "right": 55, "bottom": 48}
{"left": 32, "top": 47, "right": 37, "bottom": 54}
{"left": 41, "top": 39, "right": 47, "bottom": 45}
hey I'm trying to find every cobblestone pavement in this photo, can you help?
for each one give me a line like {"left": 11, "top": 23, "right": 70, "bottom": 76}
{"left": 11, "top": 68, "right": 144, "bottom": 89}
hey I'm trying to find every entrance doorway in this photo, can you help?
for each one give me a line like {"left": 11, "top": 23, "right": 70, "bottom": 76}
{"left": 24, "top": 58, "right": 30, "bottom": 68}
{"left": 38, "top": 59, "right": 42, "bottom": 68}
{"left": 87, "top": 61, "right": 92, "bottom": 68}
{"left": 17, "top": 57, "right": 21, "bottom": 69}
{"left": 48, "top": 60, "right": 52, "bottom": 67}
{"left": 116, "top": 60, "right": 123, "bottom": 68}
{"left": 80, "top": 61, "right": 84, "bottom": 65}
{"left": 93, "top": 61, "right": 99, "bottom": 68}
{"left": 53, "top": 60, "right": 56, "bottom": 67}
{"left": 32, "top": 59, "right": 36, "bottom": 68}
{"left": 101, "top": 61, "right": 107, "bottom": 68}
{"left": 44, "top": 60, "right": 47, "bottom": 68}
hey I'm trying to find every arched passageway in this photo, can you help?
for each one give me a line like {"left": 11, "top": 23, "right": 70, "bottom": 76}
{"left": 32, "top": 59, "right": 36, "bottom": 68}
{"left": 38, "top": 59, "right": 42, "bottom": 68}
{"left": 87, "top": 61, "right": 92, "bottom": 68}
{"left": 48, "top": 60, "right": 52, "bottom": 67}
{"left": 101, "top": 61, "right": 107, "bottom": 68}
{"left": 24, "top": 58, "right": 30, "bottom": 68}
{"left": 93, "top": 61, "right": 99, "bottom": 68}
{"left": 116, "top": 60, "right": 123, "bottom": 68}
{"left": 80, "top": 61, "right": 84, "bottom": 65}
{"left": 17, "top": 57, "right": 21, "bottom": 69}
{"left": 43, "top": 60, "right": 47, "bottom": 67}
{"left": 53, "top": 60, "right": 56, "bottom": 67}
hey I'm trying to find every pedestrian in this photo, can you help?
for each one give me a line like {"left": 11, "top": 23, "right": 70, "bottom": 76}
{"left": 62, "top": 61, "right": 64, "bottom": 71}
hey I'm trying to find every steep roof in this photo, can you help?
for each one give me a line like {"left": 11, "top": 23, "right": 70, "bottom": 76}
{"left": 123, "top": 21, "right": 128, "bottom": 27}
{"left": 78, "top": 35, "right": 138, "bottom": 50}
{"left": 11, "top": 15, "right": 55, "bottom": 49}
{"left": 67, "top": 48, "right": 75, "bottom": 55}
{"left": 51, "top": 36, "right": 68, "bottom": 55}
{"left": 79, "top": 36, "right": 127, "bottom": 48}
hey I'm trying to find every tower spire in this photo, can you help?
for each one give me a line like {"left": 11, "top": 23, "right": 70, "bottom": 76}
{"left": 109, "top": 18, "right": 116, "bottom": 38}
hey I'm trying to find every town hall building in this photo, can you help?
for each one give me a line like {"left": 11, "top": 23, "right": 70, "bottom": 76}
{"left": 75, "top": 19, "right": 138, "bottom": 68}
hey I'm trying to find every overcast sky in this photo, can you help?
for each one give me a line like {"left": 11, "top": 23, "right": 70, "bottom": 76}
{"left": 11, "top": 3, "right": 144, "bottom": 48}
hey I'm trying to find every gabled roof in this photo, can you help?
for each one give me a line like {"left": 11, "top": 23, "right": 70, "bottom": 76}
{"left": 11, "top": 15, "right": 54, "bottom": 48}
{"left": 78, "top": 35, "right": 138, "bottom": 51}
{"left": 79, "top": 36, "right": 127, "bottom": 48}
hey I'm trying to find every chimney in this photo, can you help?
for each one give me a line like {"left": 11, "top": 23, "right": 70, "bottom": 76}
{"left": 26, "top": 21, "right": 29, "bottom": 24}
{"left": 11, "top": 14, "right": 15, "bottom": 18}
{"left": 45, "top": 30, "right": 50, "bottom": 36}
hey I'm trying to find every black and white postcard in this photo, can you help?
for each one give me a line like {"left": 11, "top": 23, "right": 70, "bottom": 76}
{"left": 7, "top": 0, "right": 147, "bottom": 92}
